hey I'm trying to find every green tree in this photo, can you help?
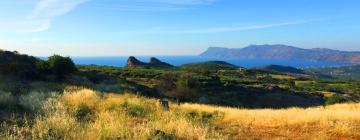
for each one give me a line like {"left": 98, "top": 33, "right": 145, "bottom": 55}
{"left": 36, "top": 60, "right": 50, "bottom": 74}
{"left": 170, "top": 74, "right": 198, "bottom": 105}
{"left": 47, "top": 55, "right": 77, "bottom": 78}
{"left": 325, "top": 95, "right": 348, "bottom": 105}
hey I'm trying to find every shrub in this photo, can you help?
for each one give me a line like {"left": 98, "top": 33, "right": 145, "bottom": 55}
{"left": 122, "top": 102, "right": 150, "bottom": 117}
{"left": 325, "top": 95, "right": 348, "bottom": 105}
{"left": 47, "top": 55, "right": 77, "bottom": 78}
{"left": 151, "top": 130, "right": 176, "bottom": 140}
{"left": 73, "top": 104, "right": 94, "bottom": 122}
{"left": 36, "top": 60, "right": 51, "bottom": 74}
{"left": 19, "top": 91, "right": 55, "bottom": 112}
{"left": 0, "top": 91, "right": 16, "bottom": 109}
{"left": 186, "top": 111, "right": 223, "bottom": 127}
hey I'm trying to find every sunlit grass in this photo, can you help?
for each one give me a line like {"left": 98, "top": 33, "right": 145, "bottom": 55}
{"left": 1, "top": 88, "right": 360, "bottom": 139}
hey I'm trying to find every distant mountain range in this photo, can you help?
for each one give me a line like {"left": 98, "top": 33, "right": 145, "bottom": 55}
{"left": 200, "top": 44, "right": 360, "bottom": 64}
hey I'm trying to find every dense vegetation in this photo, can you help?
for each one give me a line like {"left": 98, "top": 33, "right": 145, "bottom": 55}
{"left": 306, "top": 65, "right": 360, "bottom": 80}
{"left": 255, "top": 65, "right": 305, "bottom": 74}
{"left": 1, "top": 50, "right": 360, "bottom": 139}
{"left": 77, "top": 63, "right": 360, "bottom": 107}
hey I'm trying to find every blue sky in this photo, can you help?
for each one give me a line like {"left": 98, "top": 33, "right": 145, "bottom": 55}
{"left": 0, "top": 0, "right": 360, "bottom": 56}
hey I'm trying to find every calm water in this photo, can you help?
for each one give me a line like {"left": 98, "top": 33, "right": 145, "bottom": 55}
{"left": 63, "top": 56, "right": 345, "bottom": 68}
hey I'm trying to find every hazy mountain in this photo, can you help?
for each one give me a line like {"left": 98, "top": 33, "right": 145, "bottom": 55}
{"left": 200, "top": 44, "right": 360, "bottom": 64}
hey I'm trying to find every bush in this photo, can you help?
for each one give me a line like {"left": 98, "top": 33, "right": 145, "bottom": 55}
{"left": 19, "top": 91, "right": 55, "bottom": 112}
{"left": 0, "top": 91, "right": 16, "bottom": 109}
{"left": 186, "top": 111, "right": 223, "bottom": 127}
{"left": 151, "top": 130, "right": 176, "bottom": 140}
{"left": 325, "top": 95, "right": 348, "bottom": 105}
{"left": 121, "top": 101, "right": 154, "bottom": 117}
{"left": 73, "top": 104, "right": 94, "bottom": 122}
{"left": 47, "top": 55, "right": 77, "bottom": 78}
{"left": 36, "top": 60, "right": 51, "bottom": 74}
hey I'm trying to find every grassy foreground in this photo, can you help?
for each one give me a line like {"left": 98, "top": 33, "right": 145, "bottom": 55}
{"left": 1, "top": 88, "right": 360, "bottom": 139}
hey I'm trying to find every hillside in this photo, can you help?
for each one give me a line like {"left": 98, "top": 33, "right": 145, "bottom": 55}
{"left": 180, "top": 61, "right": 238, "bottom": 71}
{"left": 255, "top": 65, "right": 306, "bottom": 74}
{"left": 200, "top": 44, "right": 360, "bottom": 64}
{"left": 306, "top": 65, "right": 360, "bottom": 80}
{"left": 1, "top": 88, "right": 359, "bottom": 139}
{"left": 0, "top": 50, "right": 39, "bottom": 79}
{"left": 1, "top": 49, "right": 360, "bottom": 139}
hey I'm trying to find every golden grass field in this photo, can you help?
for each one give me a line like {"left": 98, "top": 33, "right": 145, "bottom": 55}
{"left": 1, "top": 88, "right": 360, "bottom": 139}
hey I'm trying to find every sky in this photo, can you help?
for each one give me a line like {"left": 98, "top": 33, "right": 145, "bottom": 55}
{"left": 0, "top": 0, "right": 360, "bottom": 56}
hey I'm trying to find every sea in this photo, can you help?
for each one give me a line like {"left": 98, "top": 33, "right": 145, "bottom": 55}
{"left": 61, "top": 56, "right": 346, "bottom": 68}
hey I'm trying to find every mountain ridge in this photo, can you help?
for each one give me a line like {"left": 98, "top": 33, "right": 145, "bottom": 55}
{"left": 200, "top": 44, "right": 360, "bottom": 64}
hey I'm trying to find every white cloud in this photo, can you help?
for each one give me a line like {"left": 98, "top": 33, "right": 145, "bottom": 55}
{"left": 0, "top": 0, "right": 90, "bottom": 33}
{"left": 29, "top": 0, "right": 90, "bottom": 19}
{"left": 26, "top": 0, "right": 90, "bottom": 32}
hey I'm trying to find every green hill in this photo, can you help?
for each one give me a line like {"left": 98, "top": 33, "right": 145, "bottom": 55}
{"left": 255, "top": 65, "right": 305, "bottom": 74}
{"left": 306, "top": 65, "right": 360, "bottom": 80}
{"left": 180, "top": 61, "right": 238, "bottom": 71}
{"left": 0, "top": 50, "right": 39, "bottom": 79}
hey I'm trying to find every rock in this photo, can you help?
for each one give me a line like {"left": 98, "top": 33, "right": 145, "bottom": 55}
{"left": 126, "top": 56, "right": 173, "bottom": 68}
{"left": 126, "top": 56, "right": 148, "bottom": 67}
{"left": 149, "top": 57, "right": 173, "bottom": 68}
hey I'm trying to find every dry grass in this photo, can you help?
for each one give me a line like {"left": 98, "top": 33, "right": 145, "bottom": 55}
{"left": 1, "top": 88, "right": 360, "bottom": 139}
{"left": 181, "top": 103, "right": 360, "bottom": 139}
{"left": 270, "top": 74, "right": 296, "bottom": 80}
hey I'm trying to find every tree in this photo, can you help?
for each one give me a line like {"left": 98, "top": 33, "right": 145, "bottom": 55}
{"left": 161, "top": 74, "right": 198, "bottom": 105}
{"left": 36, "top": 60, "right": 51, "bottom": 74}
{"left": 47, "top": 55, "right": 77, "bottom": 78}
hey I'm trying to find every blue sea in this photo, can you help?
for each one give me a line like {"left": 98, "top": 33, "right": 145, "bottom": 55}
{"left": 64, "top": 56, "right": 345, "bottom": 68}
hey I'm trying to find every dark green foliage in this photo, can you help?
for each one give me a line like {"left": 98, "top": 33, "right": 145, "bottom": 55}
{"left": 151, "top": 130, "right": 176, "bottom": 140}
{"left": 0, "top": 50, "right": 39, "bottom": 79}
{"left": 306, "top": 65, "right": 360, "bottom": 80}
{"left": 159, "top": 74, "right": 200, "bottom": 105}
{"left": 297, "top": 80, "right": 360, "bottom": 96}
{"left": 181, "top": 61, "right": 238, "bottom": 72}
{"left": 325, "top": 95, "right": 349, "bottom": 105}
{"left": 47, "top": 55, "right": 77, "bottom": 77}
{"left": 122, "top": 101, "right": 153, "bottom": 117}
{"left": 36, "top": 60, "right": 51, "bottom": 74}
{"left": 0, "top": 50, "right": 37, "bottom": 65}
{"left": 176, "top": 74, "right": 199, "bottom": 89}
{"left": 255, "top": 65, "right": 305, "bottom": 74}
{"left": 73, "top": 104, "right": 94, "bottom": 122}
{"left": 186, "top": 111, "right": 224, "bottom": 127}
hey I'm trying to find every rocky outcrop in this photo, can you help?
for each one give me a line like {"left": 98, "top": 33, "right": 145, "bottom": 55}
{"left": 126, "top": 56, "right": 148, "bottom": 67}
{"left": 126, "top": 56, "right": 173, "bottom": 68}
{"left": 149, "top": 57, "right": 173, "bottom": 68}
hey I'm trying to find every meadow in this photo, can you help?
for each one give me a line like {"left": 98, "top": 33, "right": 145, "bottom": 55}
{"left": 1, "top": 87, "right": 359, "bottom": 140}
{"left": 1, "top": 51, "right": 360, "bottom": 139}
